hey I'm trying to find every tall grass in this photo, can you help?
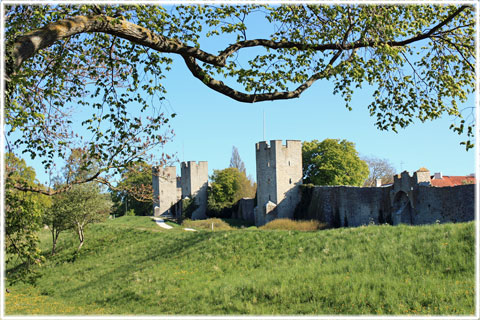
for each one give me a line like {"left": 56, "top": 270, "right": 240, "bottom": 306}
{"left": 5, "top": 217, "right": 475, "bottom": 315}
{"left": 260, "top": 218, "right": 327, "bottom": 231}
{"left": 182, "top": 218, "right": 234, "bottom": 231}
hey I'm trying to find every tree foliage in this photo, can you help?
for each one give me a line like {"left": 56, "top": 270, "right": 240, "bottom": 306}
{"left": 110, "top": 161, "right": 153, "bottom": 217}
{"left": 302, "top": 139, "right": 369, "bottom": 186}
{"left": 43, "top": 194, "right": 73, "bottom": 255}
{"left": 5, "top": 153, "right": 51, "bottom": 283}
{"left": 208, "top": 167, "right": 256, "bottom": 214}
{"left": 4, "top": 4, "right": 475, "bottom": 196}
{"left": 362, "top": 156, "right": 397, "bottom": 187}
{"left": 56, "top": 183, "right": 112, "bottom": 252}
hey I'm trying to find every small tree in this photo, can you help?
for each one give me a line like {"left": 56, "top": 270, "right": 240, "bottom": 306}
{"left": 43, "top": 195, "right": 73, "bottom": 255}
{"left": 229, "top": 146, "right": 246, "bottom": 173}
{"left": 55, "top": 183, "right": 112, "bottom": 252}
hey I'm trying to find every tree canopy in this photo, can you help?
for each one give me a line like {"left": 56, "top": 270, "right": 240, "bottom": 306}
{"left": 5, "top": 4, "right": 475, "bottom": 194}
{"left": 302, "top": 139, "right": 369, "bottom": 186}
{"left": 208, "top": 167, "right": 256, "bottom": 214}
{"left": 5, "top": 153, "right": 50, "bottom": 283}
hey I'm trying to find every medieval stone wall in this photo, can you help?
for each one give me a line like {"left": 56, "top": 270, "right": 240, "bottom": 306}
{"left": 295, "top": 184, "right": 474, "bottom": 227}
{"left": 412, "top": 185, "right": 475, "bottom": 224}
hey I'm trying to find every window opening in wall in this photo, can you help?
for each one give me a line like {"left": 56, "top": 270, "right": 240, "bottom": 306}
{"left": 267, "top": 161, "right": 270, "bottom": 167}
{"left": 269, "top": 195, "right": 271, "bottom": 201}
{"left": 288, "top": 161, "right": 291, "bottom": 166}
{"left": 289, "top": 178, "right": 292, "bottom": 184}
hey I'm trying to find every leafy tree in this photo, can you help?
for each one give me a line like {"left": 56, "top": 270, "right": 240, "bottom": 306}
{"left": 362, "top": 156, "right": 397, "bottom": 187}
{"left": 43, "top": 196, "right": 73, "bottom": 255}
{"left": 302, "top": 139, "right": 369, "bottom": 186}
{"left": 111, "top": 162, "right": 154, "bottom": 217}
{"left": 5, "top": 153, "right": 51, "bottom": 283}
{"left": 208, "top": 167, "right": 256, "bottom": 214}
{"left": 44, "top": 149, "right": 112, "bottom": 253}
{"left": 58, "top": 183, "right": 112, "bottom": 252}
{"left": 229, "top": 146, "right": 246, "bottom": 173}
{"left": 5, "top": 4, "right": 474, "bottom": 197}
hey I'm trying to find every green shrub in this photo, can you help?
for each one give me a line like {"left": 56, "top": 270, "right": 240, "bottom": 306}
{"left": 260, "top": 218, "right": 327, "bottom": 231}
{"left": 125, "top": 209, "right": 135, "bottom": 217}
{"left": 181, "top": 197, "right": 198, "bottom": 221}
{"left": 181, "top": 218, "right": 234, "bottom": 231}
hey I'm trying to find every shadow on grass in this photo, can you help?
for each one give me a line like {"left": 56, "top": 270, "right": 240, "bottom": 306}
{"left": 220, "top": 218, "right": 254, "bottom": 228}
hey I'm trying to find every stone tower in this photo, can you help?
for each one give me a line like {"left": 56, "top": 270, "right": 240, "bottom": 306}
{"left": 254, "top": 140, "right": 302, "bottom": 226}
{"left": 181, "top": 161, "right": 208, "bottom": 219}
{"left": 152, "top": 166, "right": 181, "bottom": 217}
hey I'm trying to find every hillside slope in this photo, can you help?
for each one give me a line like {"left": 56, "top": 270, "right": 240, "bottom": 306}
{"left": 6, "top": 217, "right": 475, "bottom": 315}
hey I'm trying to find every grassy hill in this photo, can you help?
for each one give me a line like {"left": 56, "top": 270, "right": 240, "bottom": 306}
{"left": 5, "top": 216, "right": 475, "bottom": 315}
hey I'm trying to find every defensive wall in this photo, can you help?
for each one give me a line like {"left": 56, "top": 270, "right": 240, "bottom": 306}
{"left": 290, "top": 170, "right": 475, "bottom": 227}
{"left": 152, "top": 161, "right": 208, "bottom": 219}
{"left": 153, "top": 140, "right": 475, "bottom": 227}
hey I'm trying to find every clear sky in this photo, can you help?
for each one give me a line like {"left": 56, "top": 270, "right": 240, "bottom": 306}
{"left": 157, "top": 55, "right": 476, "bottom": 182}
{"left": 14, "top": 4, "right": 476, "bottom": 185}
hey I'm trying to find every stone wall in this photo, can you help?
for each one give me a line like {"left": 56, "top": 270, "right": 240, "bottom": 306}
{"left": 233, "top": 198, "right": 255, "bottom": 224}
{"left": 296, "top": 184, "right": 475, "bottom": 227}
{"left": 412, "top": 185, "right": 475, "bottom": 224}
{"left": 295, "top": 185, "right": 392, "bottom": 227}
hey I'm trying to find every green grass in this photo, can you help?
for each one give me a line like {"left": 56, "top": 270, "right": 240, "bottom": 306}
{"left": 5, "top": 217, "right": 475, "bottom": 315}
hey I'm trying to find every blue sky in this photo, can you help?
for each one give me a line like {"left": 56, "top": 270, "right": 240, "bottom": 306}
{"left": 156, "top": 55, "right": 475, "bottom": 182}
{"left": 15, "top": 4, "right": 476, "bottom": 185}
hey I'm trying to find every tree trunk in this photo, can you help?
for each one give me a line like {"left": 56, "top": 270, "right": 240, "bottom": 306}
{"left": 76, "top": 226, "right": 84, "bottom": 252}
{"left": 51, "top": 229, "right": 57, "bottom": 255}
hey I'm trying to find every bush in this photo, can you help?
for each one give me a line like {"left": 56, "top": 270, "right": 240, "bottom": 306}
{"left": 125, "top": 209, "right": 135, "bottom": 216}
{"left": 181, "top": 218, "right": 234, "bottom": 231}
{"left": 181, "top": 197, "right": 198, "bottom": 221}
{"left": 260, "top": 218, "right": 327, "bottom": 231}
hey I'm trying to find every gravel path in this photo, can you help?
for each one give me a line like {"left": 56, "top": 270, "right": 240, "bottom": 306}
{"left": 151, "top": 217, "right": 196, "bottom": 231}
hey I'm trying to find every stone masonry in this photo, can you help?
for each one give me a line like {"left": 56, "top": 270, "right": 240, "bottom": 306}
{"left": 152, "top": 166, "right": 181, "bottom": 217}
{"left": 181, "top": 161, "right": 208, "bottom": 219}
{"left": 254, "top": 140, "right": 303, "bottom": 226}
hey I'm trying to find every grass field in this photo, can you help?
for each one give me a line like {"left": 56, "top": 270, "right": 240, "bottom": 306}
{"left": 5, "top": 216, "right": 475, "bottom": 315}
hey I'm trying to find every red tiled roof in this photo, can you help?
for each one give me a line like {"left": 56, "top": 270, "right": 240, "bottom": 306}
{"left": 430, "top": 176, "right": 476, "bottom": 187}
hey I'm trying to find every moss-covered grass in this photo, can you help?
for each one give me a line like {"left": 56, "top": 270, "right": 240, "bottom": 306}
{"left": 5, "top": 217, "right": 475, "bottom": 315}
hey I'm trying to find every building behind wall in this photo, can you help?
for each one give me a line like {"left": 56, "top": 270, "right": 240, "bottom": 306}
{"left": 254, "top": 140, "right": 303, "bottom": 226}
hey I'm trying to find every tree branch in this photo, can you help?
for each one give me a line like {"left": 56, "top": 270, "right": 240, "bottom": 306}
{"left": 10, "top": 5, "right": 469, "bottom": 80}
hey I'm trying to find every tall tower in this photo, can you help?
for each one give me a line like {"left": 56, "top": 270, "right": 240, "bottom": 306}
{"left": 254, "top": 140, "right": 302, "bottom": 226}
{"left": 152, "top": 166, "right": 180, "bottom": 217}
{"left": 181, "top": 161, "right": 208, "bottom": 219}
